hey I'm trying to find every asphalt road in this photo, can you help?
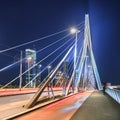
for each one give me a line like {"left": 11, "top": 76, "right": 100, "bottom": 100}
{"left": 15, "top": 92, "right": 92, "bottom": 120}
{"left": 0, "top": 91, "right": 62, "bottom": 119}
{"left": 0, "top": 93, "right": 34, "bottom": 105}
{"left": 0, "top": 90, "right": 62, "bottom": 105}
{"left": 0, "top": 93, "right": 34, "bottom": 119}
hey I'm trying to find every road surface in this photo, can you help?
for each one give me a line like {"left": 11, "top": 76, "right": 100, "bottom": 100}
{"left": 15, "top": 91, "right": 92, "bottom": 120}
{"left": 0, "top": 90, "right": 62, "bottom": 119}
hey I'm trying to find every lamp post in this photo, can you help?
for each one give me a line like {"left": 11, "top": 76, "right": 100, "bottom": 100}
{"left": 39, "top": 64, "right": 42, "bottom": 83}
{"left": 19, "top": 51, "right": 22, "bottom": 90}
{"left": 48, "top": 65, "right": 51, "bottom": 75}
{"left": 27, "top": 56, "right": 32, "bottom": 87}
{"left": 14, "top": 52, "right": 22, "bottom": 90}
{"left": 70, "top": 27, "right": 80, "bottom": 89}
{"left": 47, "top": 65, "right": 51, "bottom": 96}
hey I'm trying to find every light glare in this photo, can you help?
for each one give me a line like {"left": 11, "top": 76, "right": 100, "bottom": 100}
{"left": 70, "top": 27, "right": 77, "bottom": 34}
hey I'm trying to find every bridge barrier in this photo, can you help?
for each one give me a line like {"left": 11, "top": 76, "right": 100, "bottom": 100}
{"left": 105, "top": 87, "right": 120, "bottom": 104}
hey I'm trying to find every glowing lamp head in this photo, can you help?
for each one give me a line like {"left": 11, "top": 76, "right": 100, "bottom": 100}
{"left": 27, "top": 56, "right": 32, "bottom": 61}
{"left": 39, "top": 64, "right": 42, "bottom": 68}
{"left": 48, "top": 65, "right": 51, "bottom": 69}
{"left": 70, "top": 27, "right": 77, "bottom": 34}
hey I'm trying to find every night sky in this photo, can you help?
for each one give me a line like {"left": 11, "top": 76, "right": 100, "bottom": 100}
{"left": 0, "top": 0, "right": 120, "bottom": 85}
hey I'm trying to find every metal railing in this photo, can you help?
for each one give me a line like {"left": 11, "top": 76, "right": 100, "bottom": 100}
{"left": 105, "top": 87, "right": 120, "bottom": 104}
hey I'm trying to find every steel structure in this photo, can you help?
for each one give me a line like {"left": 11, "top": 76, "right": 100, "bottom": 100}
{"left": 24, "top": 14, "right": 102, "bottom": 108}
{"left": 0, "top": 14, "right": 102, "bottom": 108}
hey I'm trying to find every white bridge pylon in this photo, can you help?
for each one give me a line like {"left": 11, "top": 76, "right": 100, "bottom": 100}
{"left": 75, "top": 14, "right": 102, "bottom": 91}
{"left": 82, "top": 14, "right": 103, "bottom": 90}
{"left": 66, "top": 14, "right": 103, "bottom": 95}
{"left": 25, "top": 14, "right": 103, "bottom": 109}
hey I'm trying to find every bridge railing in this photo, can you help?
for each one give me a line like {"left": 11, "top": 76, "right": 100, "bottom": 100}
{"left": 105, "top": 86, "right": 120, "bottom": 104}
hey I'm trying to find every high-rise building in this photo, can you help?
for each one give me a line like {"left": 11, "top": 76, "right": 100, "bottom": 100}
{"left": 25, "top": 49, "right": 36, "bottom": 87}
{"left": 63, "top": 61, "right": 69, "bottom": 78}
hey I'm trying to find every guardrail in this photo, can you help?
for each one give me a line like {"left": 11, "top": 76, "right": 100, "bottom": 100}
{"left": 105, "top": 87, "right": 120, "bottom": 104}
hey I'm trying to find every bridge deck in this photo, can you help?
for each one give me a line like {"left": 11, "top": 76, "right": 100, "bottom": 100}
{"left": 0, "top": 87, "right": 62, "bottom": 97}
{"left": 71, "top": 91, "right": 120, "bottom": 120}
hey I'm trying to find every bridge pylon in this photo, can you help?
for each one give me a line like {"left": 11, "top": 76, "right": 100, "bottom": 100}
{"left": 66, "top": 14, "right": 103, "bottom": 95}
{"left": 76, "top": 14, "right": 103, "bottom": 91}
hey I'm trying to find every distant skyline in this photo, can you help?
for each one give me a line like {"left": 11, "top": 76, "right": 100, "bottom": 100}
{"left": 0, "top": 0, "right": 120, "bottom": 85}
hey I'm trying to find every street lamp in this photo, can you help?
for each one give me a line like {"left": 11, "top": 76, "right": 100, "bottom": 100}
{"left": 27, "top": 56, "right": 32, "bottom": 61}
{"left": 70, "top": 27, "right": 77, "bottom": 34}
{"left": 70, "top": 27, "right": 80, "bottom": 90}
{"left": 39, "top": 64, "right": 42, "bottom": 68}
{"left": 19, "top": 51, "right": 22, "bottom": 91}
{"left": 47, "top": 65, "right": 51, "bottom": 75}
{"left": 47, "top": 65, "right": 51, "bottom": 96}
{"left": 39, "top": 64, "right": 42, "bottom": 83}
{"left": 70, "top": 27, "right": 80, "bottom": 68}
{"left": 27, "top": 56, "right": 32, "bottom": 87}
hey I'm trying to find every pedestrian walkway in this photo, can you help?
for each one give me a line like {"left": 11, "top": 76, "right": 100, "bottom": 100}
{"left": 71, "top": 91, "right": 120, "bottom": 120}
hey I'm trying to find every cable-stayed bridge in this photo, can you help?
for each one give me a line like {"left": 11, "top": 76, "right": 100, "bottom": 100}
{"left": 0, "top": 14, "right": 120, "bottom": 120}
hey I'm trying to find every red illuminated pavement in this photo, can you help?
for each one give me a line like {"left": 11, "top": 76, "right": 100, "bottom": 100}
{"left": 16, "top": 91, "right": 93, "bottom": 120}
